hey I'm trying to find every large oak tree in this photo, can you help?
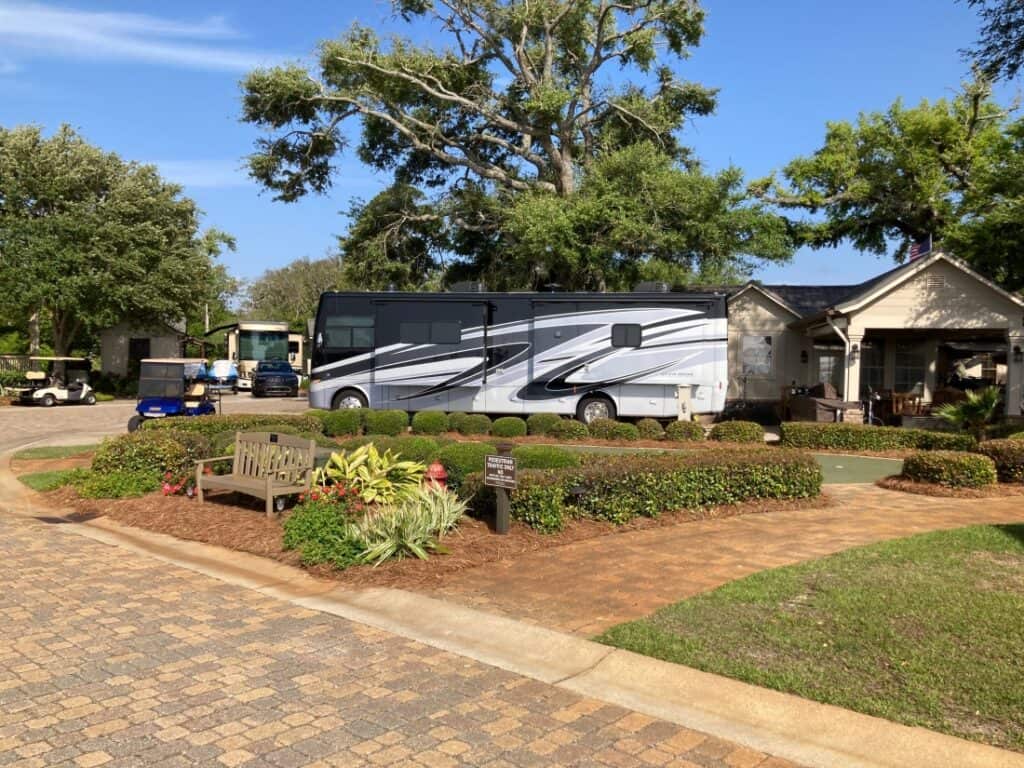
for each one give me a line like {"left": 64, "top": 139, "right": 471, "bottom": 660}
{"left": 0, "top": 125, "right": 233, "bottom": 356}
{"left": 242, "top": 0, "right": 792, "bottom": 290}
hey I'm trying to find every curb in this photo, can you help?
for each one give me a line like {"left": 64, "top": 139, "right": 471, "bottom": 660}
{"left": 3, "top": 451, "right": 1023, "bottom": 768}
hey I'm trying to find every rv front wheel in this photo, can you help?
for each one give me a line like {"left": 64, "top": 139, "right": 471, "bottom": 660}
{"left": 577, "top": 395, "right": 615, "bottom": 424}
{"left": 332, "top": 389, "right": 367, "bottom": 410}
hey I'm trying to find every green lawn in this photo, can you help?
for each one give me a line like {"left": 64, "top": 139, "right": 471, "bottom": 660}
{"left": 17, "top": 469, "right": 85, "bottom": 492}
{"left": 13, "top": 444, "right": 97, "bottom": 461}
{"left": 597, "top": 525, "right": 1024, "bottom": 751}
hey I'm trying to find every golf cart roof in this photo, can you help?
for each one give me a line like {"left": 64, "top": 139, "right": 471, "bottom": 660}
{"left": 28, "top": 356, "right": 90, "bottom": 363}
{"left": 141, "top": 358, "right": 207, "bottom": 364}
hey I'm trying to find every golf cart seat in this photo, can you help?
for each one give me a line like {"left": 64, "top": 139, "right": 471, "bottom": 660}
{"left": 184, "top": 382, "right": 207, "bottom": 407}
{"left": 24, "top": 371, "right": 46, "bottom": 382}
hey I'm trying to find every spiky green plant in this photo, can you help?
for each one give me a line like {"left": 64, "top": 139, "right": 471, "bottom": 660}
{"left": 352, "top": 486, "right": 467, "bottom": 565}
{"left": 935, "top": 386, "right": 1002, "bottom": 442}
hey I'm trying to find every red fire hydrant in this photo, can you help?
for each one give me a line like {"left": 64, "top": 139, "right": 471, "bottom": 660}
{"left": 424, "top": 460, "right": 448, "bottom": 490}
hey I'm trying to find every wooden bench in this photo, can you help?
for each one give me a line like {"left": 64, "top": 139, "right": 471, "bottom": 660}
{"left": 194, "top": 431, "right": 316, "bottom": 517}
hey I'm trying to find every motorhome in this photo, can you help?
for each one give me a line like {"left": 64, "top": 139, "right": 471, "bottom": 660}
{"left": 309, "top": 290, "right": 728, "bottom": 421}
{"left": 224, "top": 321, "right": 290, "bottom": 391}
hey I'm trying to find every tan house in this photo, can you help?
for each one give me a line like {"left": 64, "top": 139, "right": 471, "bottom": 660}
{"left": 727, "top": 251, "right": 1024, "bottom": 418}
{"left": 100, "top": 321, "right": 184, "bottom": 378}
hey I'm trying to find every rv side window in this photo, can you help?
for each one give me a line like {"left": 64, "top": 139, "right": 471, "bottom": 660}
{"left": 324, "top": 315, "right": 374, "bottom": 349}
{"left": 399, "top": 323, "right": 430, "bottom": 344}
{"left": 400, "top": 321, "right": 461, "bottom": 345}
{"left": 431, "top": 322, "right": 461, "bottom": 344}
{"left": 611, "top": 324, "right": 642, "bottom": 348}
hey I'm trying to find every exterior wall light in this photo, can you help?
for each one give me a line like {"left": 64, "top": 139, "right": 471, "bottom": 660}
{"left": 1014, "top": 345, "right": 1023, "bottom": 363}
{"left": 800, "top": 350, "right": 809, "bottom": 364}
{"left": 849, "top": 343, "right": 860, "bottom": 363}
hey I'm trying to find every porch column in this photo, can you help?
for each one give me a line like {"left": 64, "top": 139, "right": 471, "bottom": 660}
{"left": 923, "top": 339, "right": 940, "bottom": 404}
{"left": 1008, "top": 331, "right": 1024, "bottom": 417}
{"left": 846, "top": 332, "right": 864, "bottom": 402}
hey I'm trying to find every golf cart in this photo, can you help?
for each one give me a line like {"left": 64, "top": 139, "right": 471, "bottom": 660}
{"left": 17, "top": 357, "right": 97, "bottom": 407}
{"left": 127, "top": 358, "right": 217, "bottom": 432}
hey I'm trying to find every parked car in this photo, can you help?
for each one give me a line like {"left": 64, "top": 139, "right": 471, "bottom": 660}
{"left": 17, "top": 357, "right": 97, "bottom": 407}
{"left": 207, "top": 359, "right": 239, "bottom": 393}
{"left": 251, "top": 360, "right": 299, "bottom": 398}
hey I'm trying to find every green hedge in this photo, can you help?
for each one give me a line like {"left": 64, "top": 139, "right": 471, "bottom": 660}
{"left": 457, "top": 413, "right": 492, "bottom": 435}
{"left": 142, "top": 413, "right": 324, "bottom": 439}
{"left": 976, "top": 439, "right": 1024, "bottom": 483}
{"left": 363, "top": 409, "right": 409, "bottom": 436}
{"left": 709, "top": 420, "right": 763, "bottom": 444}
{"left": 902, "top": 451, "right": 997, "bottom": 488}
{"left": 549, "top": 419, "right": 589, "bottom": 440}
{"left": 316, "top": 408, "right": 364, "bottom": 437}
{"left": 664, "top": 420, "right": 705, "bottom": 442}
{"left": 779, "top": 422, "right": 976, "bottom": 452}
{"left": 588, "top": 418, "right": 640, "bottom": 441}
{"left": 636, "top": 418, "right": 665, "bottom": 440}
{"left": 1008, "top": 431, "right": 1024, "bottom": 441}
{"left": 491, "top": 416, "right": 528, "bottom": 438}
{"left": 527, "top": 413, "right": 563, "bottom": 436}
{"left": 92, "top": 430, "right": 211, "bottom": 477}
{"left": 466, "top": 449, "right": 821, "bottom": 533}
{"left": 411, "top": 411, "right": 449, "bottom": 435}
{"left": 438, "top": 441, "right": 497, "bottom": 488}
{"left": 510, "top": 445, "right": 582, "bottom": 469}
{"left": 75, "top": 469, "right": 161, "bottom": 499}
{"left": 336, "top": 435, "right": 441, "bottom": 464}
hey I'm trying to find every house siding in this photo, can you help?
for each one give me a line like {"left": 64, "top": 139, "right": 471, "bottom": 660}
{"left": 727, "top": 290, "right": 808, "bottom": 401}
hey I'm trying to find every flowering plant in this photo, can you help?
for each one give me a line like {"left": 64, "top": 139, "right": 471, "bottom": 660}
{"left": 162, "top": 470, "right": 195, "bottom": 497}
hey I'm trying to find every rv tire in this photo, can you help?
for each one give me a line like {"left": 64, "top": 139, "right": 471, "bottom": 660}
{"left": 332, "top": 389, "right": 368, "bottom": 410}
{"left": 576, "top": 394, "right": 615, "bottom": 424}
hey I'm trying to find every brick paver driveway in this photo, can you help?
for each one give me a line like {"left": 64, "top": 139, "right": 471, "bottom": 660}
{"left": 0, "top": 514, "right": 798, "bottom": 768}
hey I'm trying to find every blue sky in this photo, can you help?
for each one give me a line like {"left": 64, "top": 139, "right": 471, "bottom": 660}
{"left": 0, "top": 0, "right": 1010, "bottom": 287}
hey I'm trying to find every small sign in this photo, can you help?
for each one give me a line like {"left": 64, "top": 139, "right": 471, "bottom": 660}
{"left": 484, "top": 454, "right": 517, "bottom": 490}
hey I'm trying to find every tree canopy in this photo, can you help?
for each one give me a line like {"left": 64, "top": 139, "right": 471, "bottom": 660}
{"left": 753, "top": 78, "right": 1024, "bottom": 291}
{"left": 242, "top": 0, "right": 793, "bottom": 291}
{"left": 244, "top": 255, "right": 345, "bottom": 329}
{"left": 0, "top": 124, "right": 233, "bottom": 356}
{"left": 963, "top": 0, "right": 1024, "bottom": 82}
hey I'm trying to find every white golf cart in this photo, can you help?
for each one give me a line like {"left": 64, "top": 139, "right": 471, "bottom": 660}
{"left": 17, "top": 357, "right": 98, "bottom": 407}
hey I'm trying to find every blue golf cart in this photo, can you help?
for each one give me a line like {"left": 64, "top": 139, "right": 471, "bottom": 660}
{"left": 127, "top": 358, "right": 217, "bottom": 432}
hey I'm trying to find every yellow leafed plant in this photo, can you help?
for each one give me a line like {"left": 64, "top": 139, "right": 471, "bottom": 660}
{"left": 313, "top": 443, "right": 425, "bottom": 505}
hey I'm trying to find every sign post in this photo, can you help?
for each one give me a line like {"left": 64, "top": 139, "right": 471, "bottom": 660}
{"left": 484, "top": 442, "right": 517, "bottom": 535}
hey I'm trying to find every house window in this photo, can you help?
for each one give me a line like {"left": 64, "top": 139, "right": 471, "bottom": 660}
{"left": 861, "top": 340, "right": 885, "bottom": 395}
{"left": 894, "top": 346, "right": 926, "bottom": 394}
{"left": 741, "top": 335, "right": 773, "bottom": 377}
{"left": 611, "top": 324, "right": 642, "bottom": 348}
{"left": 816, "top": 346, "right": 844, "bottom": 395}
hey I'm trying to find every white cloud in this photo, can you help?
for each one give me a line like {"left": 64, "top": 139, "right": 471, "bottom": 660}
{"left": 150, "top": 160, "right": 250, "bottom": 189}
{"left": 0, "top": 2, "right": 284, "bottom": 72}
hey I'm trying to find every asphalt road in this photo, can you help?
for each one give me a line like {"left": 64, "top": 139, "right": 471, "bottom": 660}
{"left": 0, "top": 395, "right": 310, "bottom": 453}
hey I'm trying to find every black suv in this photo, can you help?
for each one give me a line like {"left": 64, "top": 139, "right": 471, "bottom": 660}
{"left": 251, "top": 360, "right": 299, "bottom": 398}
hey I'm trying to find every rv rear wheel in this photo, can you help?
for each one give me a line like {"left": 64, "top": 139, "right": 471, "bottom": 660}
{"left": 577, "top": 395, "right": 615, "bottom": 424}
{"left": 333, "top": 389, "right": 368, "bottom": 410}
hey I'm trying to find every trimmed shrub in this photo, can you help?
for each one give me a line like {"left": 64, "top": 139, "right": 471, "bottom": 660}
{"left": 549, "top": 419, "right": 589, "bottom": 441}
{"left": 976, "top": 439, "right": 1024, "bottom": 483}
{"left": 709, "top": 420, "right": 764, "bottom": 444}
{"left": 74, "top": 469, "right": 161, "bottom": 498}
{"left": 902, "top": 451, "right": 997, "bottom": 488}
{"left": 511, "top": 445, "right": 582, "bottom": 469}
{"left": 211, "top": 425, "right": 333, "bottom": 457}
{"left": 318, "top": 408, "right": 364, "bottom": 437}
{"left": 283, "top": 495, "right": 364, "bottom": 568}
{"left": 336, "top": 436, "right": 440, "bottom": 465}
{"left": 411, "top": 411, "right": 449, "bottom": 435}
{"left": 491, "top": 416, "right": 528, "bottom": 438}
{"left": 143, "top": 413, "right": 324, "bottom": 439}
{"left": 467, "top": 448, "right": 821, "bottom": 532}
{"left": 447, "top": 412, "right": 469, "bottom": 433}
{"left": 527, "top": 412, "right": 563, "bottom": 436}
{"left": 457, "top": 413, "right": 492, "bottom": 435}
{"left": 779, "top": 422, "right": 976, "bottom": 452}
{"left": 92, "top": 430, "right": 210, "bottom": 478}
{"left": 364, "top": 409, "right": 409, "bottom": 436}
{"left": 588, "top": 418, "right": 640, "bottom": 441}
{"left": 664, "top": 420, "right": 705, "bottom": 442}
{"left": 1005, "top": 430, "right": 1024, "bottom": 441}
{"left": 438, "top": 441, "right": 497, "bottom": 489}
{"left": 636, "top": 418, "right": 665, "bottom": 440}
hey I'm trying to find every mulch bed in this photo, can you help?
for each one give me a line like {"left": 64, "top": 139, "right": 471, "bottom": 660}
{"left": 876, "top": 476, "right": 1024, "bottom": 498}
{"left": 39, "top": 486, "right": 831, "bottom": 589}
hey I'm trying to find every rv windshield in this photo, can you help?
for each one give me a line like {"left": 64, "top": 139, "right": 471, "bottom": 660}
{"left": 239, "top": 330, "right": 288, "bottom": 361}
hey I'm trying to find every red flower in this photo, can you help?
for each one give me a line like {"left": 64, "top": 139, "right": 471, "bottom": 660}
{"left": 311, "top": 491, "right": 320, "bottom": 501}
{"left": 338, "top": 487, "right": 347, "bottom": 497}
{"left": 164, "top": 471, "right": 173, "bottom": 480}
{"left": 354, "top": 502, "right": 364, "bottom": 512}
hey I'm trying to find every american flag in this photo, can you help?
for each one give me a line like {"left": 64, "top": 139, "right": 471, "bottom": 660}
{"left": 908, "top": 233, "right": 932, "bottom": 261}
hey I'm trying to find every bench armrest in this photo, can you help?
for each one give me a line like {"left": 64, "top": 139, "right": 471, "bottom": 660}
{"left": 194, "top": 455, "right": 234, "bottom": 466}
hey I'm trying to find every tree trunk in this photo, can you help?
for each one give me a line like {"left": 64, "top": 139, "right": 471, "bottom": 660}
{"left": 27, "top": 309, "right": 40, "bottom": 354}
